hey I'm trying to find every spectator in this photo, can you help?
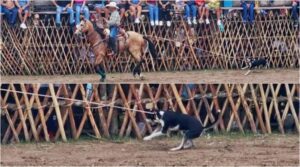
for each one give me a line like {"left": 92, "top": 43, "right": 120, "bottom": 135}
{"left": 111, "top": 0, "right": 128, "bottom": 22}
{"left": 72, "top": 0, "right": 90, "bottom": 25}
{"left": 15, "top": 0, "right": 30, "bottom": 29}
{"left": 196, "top": 0, "right": 206, "bottom": 24}
{"left": 52, "top": 0, "right": 75, "bottom": 27}
{"left": 174, "top": 0, "right": 185, "bottom": 18}
{"left": 128, "top": 0, "right": 142, "bottom": 24}
{"left": 147, "top": 0, "right": 159, "bottom": 26}
{"left": 205, "top": 0, "right": 222, "bottom": 26}
{"left": 94, "top": 0, "right": 109, "bottom": 19}
{"left": 185, "top": 0, "right": 197, "bottom": 25}
{"left": 241, "top": 0, "right": 255, "bottom": 24}
{"left": 0, "top": 0, "right": 18, "bottom": 26}
{"left": 291, "top": 0, "right": 299, "bottom": 27}
{"left": 159, "top": 0, "right": 173, "bottom": 27}
{"left": 105, "top": 2, "right": 121, "bottom": 56}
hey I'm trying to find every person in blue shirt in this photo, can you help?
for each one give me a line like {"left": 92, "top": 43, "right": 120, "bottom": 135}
{"left": 0, "top": 0, "right": 18, "bottom": 27}
{"left": 241, "top": 0, "right": 255, "bottom": 24}
{"left": 15, "top": 0, "right": 30, "bottom": 29}
{"left": 128, "top": 0, "right": 142, "bottom": 24}
{"left": 95, "top": 0, "right": 109, "bottom": 19}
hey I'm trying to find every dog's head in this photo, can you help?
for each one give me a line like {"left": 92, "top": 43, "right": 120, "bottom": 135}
{"left": 145, "top": 109, "right": 165, "bottom": 125}
{"left": 246, "top": 57, "right": 253, "bottom": 63}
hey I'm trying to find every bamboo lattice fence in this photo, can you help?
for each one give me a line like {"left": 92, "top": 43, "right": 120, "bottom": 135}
{"left": 1, "top": 13, "right": 299, "bottom": 75}
{"left": 1, "top": 83, "right": 299, "bottom": 143}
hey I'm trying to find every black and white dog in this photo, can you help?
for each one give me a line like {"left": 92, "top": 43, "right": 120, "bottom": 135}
{"left": 242, "top": 57, "right": 269, "bottom": 76}
{"left": 143, "top": 110, "right": 220, "bottom": 151}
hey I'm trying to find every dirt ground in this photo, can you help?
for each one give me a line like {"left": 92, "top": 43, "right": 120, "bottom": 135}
{"left": 1, "top": 69, "right": 299, "bottom": 83}
{"left": 1, "top": 134, "right": 299, "bottom": 166}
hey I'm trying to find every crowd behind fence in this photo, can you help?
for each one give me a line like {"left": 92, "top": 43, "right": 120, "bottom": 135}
{"left": 1, "top": 0, "right": 299, "bottom": 75}
{"left": 1, "top": 0, "right": 299, "bottom": 30}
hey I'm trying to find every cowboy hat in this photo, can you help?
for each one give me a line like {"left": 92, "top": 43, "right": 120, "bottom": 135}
{"left": 106, "top": 2, "right": 119, "bottom": 9}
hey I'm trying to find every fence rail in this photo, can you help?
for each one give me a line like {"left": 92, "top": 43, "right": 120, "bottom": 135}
{"left": 1, "top": 83, "right": 299, "bottom": 143}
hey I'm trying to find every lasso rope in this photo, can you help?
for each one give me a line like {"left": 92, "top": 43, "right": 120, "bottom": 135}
{"left": 0, "top": 87, "right": 200, "bottom": 115}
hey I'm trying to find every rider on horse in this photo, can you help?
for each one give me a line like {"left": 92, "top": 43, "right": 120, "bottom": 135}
{"left": 105, "top": 2, "right": 121, "bottom": 56}
{"left": 92, "top": 2, "right": 127, "bottom": 56}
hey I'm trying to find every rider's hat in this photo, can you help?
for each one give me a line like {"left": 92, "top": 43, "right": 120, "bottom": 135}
{"left": 106, "top": 2, "right": 119, "bottom": 9}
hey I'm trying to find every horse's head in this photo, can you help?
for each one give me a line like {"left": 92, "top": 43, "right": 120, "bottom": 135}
{"left": 74, "top": 17, "right": 93, "bottom": 35}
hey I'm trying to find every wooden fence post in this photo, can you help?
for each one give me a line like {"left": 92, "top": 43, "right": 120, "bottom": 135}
{"left": 49, "top": 84, "right": 67, "bottom": 142}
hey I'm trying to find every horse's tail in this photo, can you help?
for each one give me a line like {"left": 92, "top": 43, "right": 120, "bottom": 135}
{"left": 143, "top": 36, "right": 157, "bottom": 59}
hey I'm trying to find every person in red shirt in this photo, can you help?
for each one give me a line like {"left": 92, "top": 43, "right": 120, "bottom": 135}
{"left": 196, "top": 0, "right": 206, "bottom": 24}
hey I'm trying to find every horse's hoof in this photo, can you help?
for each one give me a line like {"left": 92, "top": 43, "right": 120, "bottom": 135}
{"left": 139, "top": 75, "right": 145, "bottom": 80}
{"left": 133, "top": 74, "right": 138, "bottom": 78}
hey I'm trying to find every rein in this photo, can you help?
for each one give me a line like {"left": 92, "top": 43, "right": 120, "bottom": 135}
{"left": 86, "top": 30, "right": 106, "bottom": 49}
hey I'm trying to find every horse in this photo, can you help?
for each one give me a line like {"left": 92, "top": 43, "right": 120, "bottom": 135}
{"left": 74, "top": 19, "right": 157, "bottom": 82}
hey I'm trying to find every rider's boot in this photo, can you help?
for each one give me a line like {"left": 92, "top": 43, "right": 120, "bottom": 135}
{"left": 108, "top": 37, "right": 117, "bottom": 56}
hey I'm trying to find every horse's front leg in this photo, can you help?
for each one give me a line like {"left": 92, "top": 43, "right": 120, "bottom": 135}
{"left": 133, "top": 59, "right": 145, "bottom": 80}
{"left": 129, "top": 49, "right": 145, "bottom": 80}
{"left": 94, "top": 54, "right": 106, "bottom": 82}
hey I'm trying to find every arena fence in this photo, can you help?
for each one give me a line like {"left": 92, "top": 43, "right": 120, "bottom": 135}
{"left": 1, "top": 13, "right": 299, "bottom": 75}
{"left": 1, "top": 83, "right": 299, "bottom": 143}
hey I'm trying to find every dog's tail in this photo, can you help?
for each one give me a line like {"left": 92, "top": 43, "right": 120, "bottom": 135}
{"left": 202, "top": 111, "right": 221, "bottom": 131}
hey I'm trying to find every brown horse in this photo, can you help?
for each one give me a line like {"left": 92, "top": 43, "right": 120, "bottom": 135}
{"left": 74, "top": 19, "right": 157, "bottom": 82}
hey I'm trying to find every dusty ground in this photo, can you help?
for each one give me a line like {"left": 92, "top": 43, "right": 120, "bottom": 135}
{"left": 1, "top": 134, "right": 299, "bottom": 166}
{"left": 1, "top": 69, "right": 299, "bottom": 83}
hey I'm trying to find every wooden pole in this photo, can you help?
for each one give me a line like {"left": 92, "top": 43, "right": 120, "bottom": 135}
{"left": 170, "top": 84, "right": 187, "bottom": 114}
{"left": 259, "top": 84, "right": 272, "bottom": 133}
{"left": 285, "top": 84, "right": 300, "bottom": 133}
{"left": 117, "top": 84, "right": 142, "bottom": 139}
{"left": 10, "top": 84, "right": 30, "bottom": 141}
{"left": 32, "top": 84, "right": 50, "bottom": 142}
{"left": 49, "top": 84, "right": 67, "bottom": 142}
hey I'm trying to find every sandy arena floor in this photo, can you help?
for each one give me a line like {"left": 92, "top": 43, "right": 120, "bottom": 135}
{"left": 1, "top": 134, "right": 299, "bottom": 166}
{"left": 1, "top": 69, "right": 299, "bottom": 84}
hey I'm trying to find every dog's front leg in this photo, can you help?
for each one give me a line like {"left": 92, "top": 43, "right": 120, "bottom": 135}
{"left": 241, "top": 66, "right": 248, "bottom": 70}
{"left": 244, "top": 70, "right": 251, "bottom": 76}
{"left": 143, "top": 131, "right": 165, "bottom": 141}
{"left": 167, "top": 125, "right": 180, "bottom": 137}
{"left": 170, "top": 137, "right": 187, "bottom": 151}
